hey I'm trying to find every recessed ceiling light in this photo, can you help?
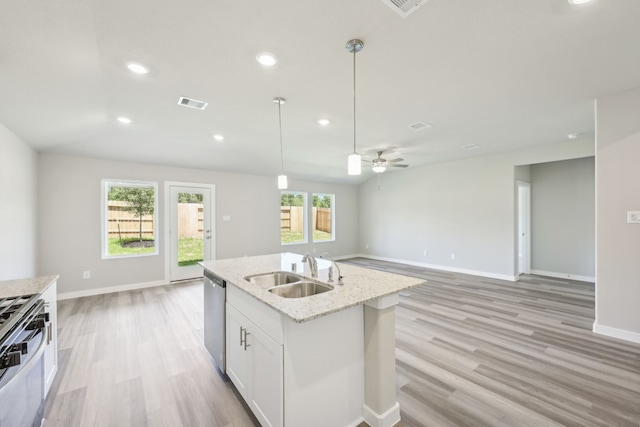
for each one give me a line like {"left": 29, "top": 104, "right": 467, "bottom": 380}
{"left": 568, "top": 133, "right": 579, "bottom": 139}
{"left": 212, "top": 134, "right": 224, "bottom": 141}
{"left": 462, "top": 144, "right": 481, "bottom": 150}
{"left": 256, "top": 52, "right": 278, "bottom": 67}
{"left": 117, "top": 117, "right": 132, "bottom": 124}
{"left": 318, "top": 119, "right": 330, "bottom": 126}
{"left": 568, "top": 0, "right": 593, "bottom": 4}
{"left": 126, "top": 62, "right": 149, "bottom": 74}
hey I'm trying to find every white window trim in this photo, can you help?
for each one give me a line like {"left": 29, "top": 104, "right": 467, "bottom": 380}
{"left": 101, "top": 179, "right": 159, "bottom": 259}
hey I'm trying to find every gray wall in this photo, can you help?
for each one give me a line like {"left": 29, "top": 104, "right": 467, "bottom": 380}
{"left": 0, "top": 124, "right": 37, "bottom": 280}
{"left": 595, "top": 87, "right": 640, "bottom": 339}
{"left": 37, "top": 154, "right": 359, "bottom": 295}
{"left": 358, "top": 139, "right": 594, "bottom": 280}
{"left": 530, "top": 157, "right": 595, "bottom": 279}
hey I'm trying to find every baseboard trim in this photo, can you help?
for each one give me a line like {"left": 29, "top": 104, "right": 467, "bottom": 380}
{"left": 593, "top": 322, "right": 640, "bottom": 344}
{"left": 57, "top": 279, "right": 169, "bottom": 300}
{"left": 362, "top": 402, "right": 401, "bottom": 427}
{"left": 354, "top": 254, "right": 518, "bottom": 282}
{"left": 529, "top": 269, "right": 595, "bottom": 283}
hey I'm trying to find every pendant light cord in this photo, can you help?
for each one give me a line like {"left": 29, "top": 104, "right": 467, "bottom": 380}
{"left": 278, "top": 100, "right": 285, "bottom": 175}
{"left": 353, "top": 48, "right": 357, "bottom": 154}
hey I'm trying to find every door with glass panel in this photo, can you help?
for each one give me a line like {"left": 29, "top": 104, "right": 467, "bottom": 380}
{"left": 169, "top": 184, "right": 214, "bottom": 281}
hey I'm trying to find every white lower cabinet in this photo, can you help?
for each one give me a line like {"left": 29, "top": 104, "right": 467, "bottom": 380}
{"left": 41, "top": 280, "right": 58, "bottom": 397}
{"left": 226, "top": 303, "right": 283, "bottom": 427}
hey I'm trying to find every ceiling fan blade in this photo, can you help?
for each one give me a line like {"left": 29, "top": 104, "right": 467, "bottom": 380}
{"left": 387, "top": 158, "right": 404, "bottom": 163}
{"left": 390, "top": 164, "right": 409, "bottom": 168}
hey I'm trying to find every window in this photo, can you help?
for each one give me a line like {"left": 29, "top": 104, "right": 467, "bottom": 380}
{"left": 280, "top": 192, "right": 307, "bottom": 245}
{"left": 102, "top": 179, "right": 158, "bottom": 258}
{"left": 312, "top": 193, "right": 335, "bottom": 242}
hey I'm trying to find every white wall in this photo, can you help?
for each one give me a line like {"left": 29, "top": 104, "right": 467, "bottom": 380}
{"left": 358, "top": 139, "right": 594, "bottom": 280}
{"left": 595, "top": 87, "right": 640, "bottom": 342}
{"left": 530, "top": 157, "right": 595, "bottom": 280}
{"left": 37, "top": 154, "right": 359, "bottom": 296}
{"left": 0, "top": 124, "right": 37, "bottom": 280}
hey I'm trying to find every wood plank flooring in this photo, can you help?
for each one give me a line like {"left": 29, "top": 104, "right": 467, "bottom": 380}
{"left": 342, "top": 258, "right": 640, "bottom": 427}
{"left": 44, "top": 260, "right": 640, "bottom": 426}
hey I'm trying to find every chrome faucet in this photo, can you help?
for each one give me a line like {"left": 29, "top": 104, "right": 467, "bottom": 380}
{"left": 301, "top": 253, "right": 318, "bottom": 278}
{"left": 321, "top": 253, "right": 344, "bottom": 285}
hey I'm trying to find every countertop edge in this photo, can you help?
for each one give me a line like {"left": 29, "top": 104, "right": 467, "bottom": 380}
{"left": 0, "top": 275, "right": 60, "bottom": 299}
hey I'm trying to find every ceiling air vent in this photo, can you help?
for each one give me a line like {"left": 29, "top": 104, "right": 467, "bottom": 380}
{"left": 177, "top": 96, "right": 208, "bottom": 110}
{"left": 381, "top": 0, "right": 427, "bottom": 18}
{"left": 408, "top": 121, "right": 432, "bottom": 130}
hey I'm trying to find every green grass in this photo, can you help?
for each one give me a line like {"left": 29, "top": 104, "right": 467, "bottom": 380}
{"left": 108, "top": 237, "right": 203, "bottom": 266}
{"left": 108, "top": 238, "right": 156, "bottom": 256}
{"left": 177, "top": 238, "right": 204, "bottom": 266}
{"left": 281, "top": 229, "right": 332, "bottom": 244}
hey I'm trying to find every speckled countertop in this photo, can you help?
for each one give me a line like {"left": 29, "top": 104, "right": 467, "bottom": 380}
{"left": 200, "top": 253, "right": 425, "bottom": 323}
{"left": 0, "top": 275, "right": 59, "bottom": 299}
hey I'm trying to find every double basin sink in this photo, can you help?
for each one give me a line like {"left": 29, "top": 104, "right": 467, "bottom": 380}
{"left": 244, "top": 272, "right": 333, "bottom": 298}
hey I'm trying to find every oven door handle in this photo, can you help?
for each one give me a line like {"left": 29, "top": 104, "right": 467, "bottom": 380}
{"left": 0, "top": 330, "right": 46, "bottom": 391}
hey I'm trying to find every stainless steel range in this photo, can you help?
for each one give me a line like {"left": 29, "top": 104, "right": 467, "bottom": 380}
{"left": 0, "top": 293, "right": 49, "bottom": 427}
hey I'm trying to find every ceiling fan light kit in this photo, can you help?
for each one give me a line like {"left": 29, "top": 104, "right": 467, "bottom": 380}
{"left": 274, "top": 97, "right": 288, "bottom": 190}
{"left": 346, "top": 39, "right": 364, "bottom": 176}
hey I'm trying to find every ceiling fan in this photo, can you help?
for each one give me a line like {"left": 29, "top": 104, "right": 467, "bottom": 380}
{"left": 366, "top": 151, "right": 409, "bottom": 173}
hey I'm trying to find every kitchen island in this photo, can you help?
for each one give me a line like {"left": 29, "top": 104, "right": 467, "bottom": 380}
{"left": 201, "top": 253, "right": 425, "bottom": 427}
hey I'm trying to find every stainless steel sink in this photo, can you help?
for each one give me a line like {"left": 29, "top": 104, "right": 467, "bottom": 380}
{"left": 267, "top": 281, "right": 333, "bottom": 298}
{"left": 244, "top": 272, "right": 305, "bottom": 289}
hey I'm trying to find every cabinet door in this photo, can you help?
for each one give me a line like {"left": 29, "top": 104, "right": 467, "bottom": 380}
{"left": 226, "top": 304, "right": 249, "bottom": 399}
{"left": 248, "top": 322, "right": 283, "bottom": 427}
{"left": 41, "top": 281, "right": 57, "bottom": 397}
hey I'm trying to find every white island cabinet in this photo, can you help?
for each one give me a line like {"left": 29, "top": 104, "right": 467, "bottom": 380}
{"left": 202, "top": 253, "right": 425, "bottom": 427}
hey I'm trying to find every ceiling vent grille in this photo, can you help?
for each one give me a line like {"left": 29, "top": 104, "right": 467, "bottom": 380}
{"left": 408, "top": 121, "right": 432, "bottom": 130}
{"left": 177, "top": 96, "right": 208, "bottom": 110}
{"left": 381, "top": 0, "right": 427, "bottom": 18}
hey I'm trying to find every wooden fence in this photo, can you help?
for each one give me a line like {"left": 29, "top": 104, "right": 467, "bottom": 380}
{"left": 107, "top": 201, "right": 154, "bottom": 239}
{"left": 108, "top": 201, "right": 203, "bottom": 239}
{"left": 280, "top": 206, "right": 332, "bottom": 233}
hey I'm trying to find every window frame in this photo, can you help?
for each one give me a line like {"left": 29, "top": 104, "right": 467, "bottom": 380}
{"left": 312, "top": 193, "right": 335, "bottom": 243}
{"left": 280, "top": 191, "right": 308, "bottom": 246}
{"left": 101, "top": 179, "right": 159, "bottom": 259}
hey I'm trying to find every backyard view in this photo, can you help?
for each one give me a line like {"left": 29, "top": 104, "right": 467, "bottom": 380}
{"left": 107, "top": 186, "right": 204, "bottom": 266}
{"left": 280, "top": 192, "right": 333, "bottom": 243}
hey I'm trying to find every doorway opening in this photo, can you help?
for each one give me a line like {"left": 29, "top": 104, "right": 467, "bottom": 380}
{"left": 517, "top": 181, "right": 531, "bottom": 276}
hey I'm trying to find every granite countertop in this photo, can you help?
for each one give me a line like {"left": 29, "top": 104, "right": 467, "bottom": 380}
{"left": 0, "top": 275, "right": 59, "bottom": 299}
{"left": 200, "top": 253, "right": 425, "bottom": 323}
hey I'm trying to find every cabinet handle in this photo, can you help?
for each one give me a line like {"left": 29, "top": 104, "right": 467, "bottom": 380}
{"left": 243, "top": 331, "right": 251, "bottom": 351}
{"left": 240, "top": 326, "right": 245, "bottom": 346}
{"left": 47, "top": 323, "right": 52, "bottom": 345}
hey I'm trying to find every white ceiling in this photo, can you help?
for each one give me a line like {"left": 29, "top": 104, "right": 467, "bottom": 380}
{"left": 1, "top": 0, "right": 639, "bottom": 184}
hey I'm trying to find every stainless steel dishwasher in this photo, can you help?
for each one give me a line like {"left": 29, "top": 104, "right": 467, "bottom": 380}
{"left": 203, "top": 269, "right": 226, "bottom": 373}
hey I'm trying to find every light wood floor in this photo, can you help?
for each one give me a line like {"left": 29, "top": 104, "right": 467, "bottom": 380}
{"left": 44, "top": 260, "right": 640, "bottom": 427}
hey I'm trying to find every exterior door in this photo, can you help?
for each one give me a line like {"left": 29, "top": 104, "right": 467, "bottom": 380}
{"left": 168, "top": 184, "right": 214, "bottom": 281}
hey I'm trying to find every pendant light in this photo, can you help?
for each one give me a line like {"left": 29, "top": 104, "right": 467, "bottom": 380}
{"left": 346, "top": 39, "right": 364, "bottom": 176}
{"left": 274, "top": 97, "right": 288, "bottom": 189}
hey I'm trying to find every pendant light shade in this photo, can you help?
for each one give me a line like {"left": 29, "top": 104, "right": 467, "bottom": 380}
{"left": 348, "top": 153, "right": 362, "bottom": 175}
{"left": 346, "top": 39, "right": 364, "bottom": 176}
{"left": 277, "top": 174, "right": 288, "bottom": 189}
{"left": 274, "top": 97, "right": 288, "bottom": 189}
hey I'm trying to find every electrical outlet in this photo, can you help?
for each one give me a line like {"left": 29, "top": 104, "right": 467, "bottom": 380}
{"left": 312, "top": 248, "right": 316, "bottom": 253}
{"left": 451, "top": 253, "right": 456, "bottom": 261}
{"left": 423, "top": 250, "right": 428, "bottom": 256}
{"left": 627, "top": 211, "right": 640, "bottom": 223}
{"left": 83, "top": 271, "right": 91, "bottom": 279}
{"left": 365, "top": 244, "right": 369, "bottom": 250}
